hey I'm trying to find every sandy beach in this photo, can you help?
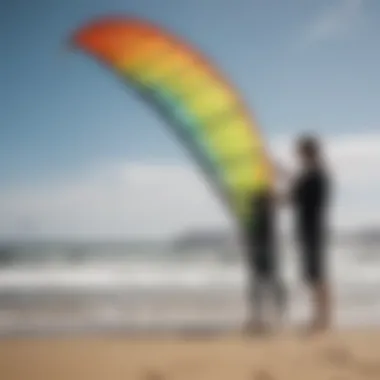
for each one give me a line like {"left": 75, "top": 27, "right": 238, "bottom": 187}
{"left": 0, "top": 329, "right": 379, "bottom": 380}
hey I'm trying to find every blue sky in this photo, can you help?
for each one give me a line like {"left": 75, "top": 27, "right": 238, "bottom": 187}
{"left": 1, "top": 0, "right": 380, "bottom": 238}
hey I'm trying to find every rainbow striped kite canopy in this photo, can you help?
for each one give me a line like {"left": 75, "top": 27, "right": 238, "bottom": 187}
{"left": 71, "top": 16, "right": 273, "bottom": 227}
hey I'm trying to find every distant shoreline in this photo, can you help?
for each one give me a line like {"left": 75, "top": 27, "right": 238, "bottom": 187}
{"left": 1, "top": 320, "right": 380, "bottom": 340}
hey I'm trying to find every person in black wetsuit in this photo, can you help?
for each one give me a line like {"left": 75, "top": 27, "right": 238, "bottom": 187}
{"left": 291, "top": 135, "right": 331, "bottom": 331}
{"left": 244, "top": 190, "right": 286, "bottom": 332}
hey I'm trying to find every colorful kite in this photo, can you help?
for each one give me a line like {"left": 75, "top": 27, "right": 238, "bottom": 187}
{"left": 71, "top": 16, "right": 273, "bottom": 227}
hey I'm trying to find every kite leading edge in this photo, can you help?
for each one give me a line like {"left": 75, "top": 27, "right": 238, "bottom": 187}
{"left": 70, "top": 16, "right": 273, "bottom": 228}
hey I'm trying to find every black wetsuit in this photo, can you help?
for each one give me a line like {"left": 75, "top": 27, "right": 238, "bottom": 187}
{"left": 245, "top": 193, "right": 277, "bottom": 278}
{"left": 292, "top": 166, "right": 330, "bottom": 284}
{"left": 244, "top": 192, "right": 285, "bottom": 320}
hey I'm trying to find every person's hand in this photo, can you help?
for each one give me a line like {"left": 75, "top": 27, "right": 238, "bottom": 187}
{"left": 273, "top": 162, "right": 291, "bottom": 180}
{"left": 273, "top": 190, "right": 290, "bottom": 206}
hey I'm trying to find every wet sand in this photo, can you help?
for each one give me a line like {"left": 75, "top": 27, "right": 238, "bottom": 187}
{"left": 0, "top": 329, "right": 379, "bottom": 380}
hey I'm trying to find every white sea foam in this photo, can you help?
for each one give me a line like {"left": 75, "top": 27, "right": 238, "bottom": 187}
{"left": 0, "top": 242, "right": 379, "bottom": 335}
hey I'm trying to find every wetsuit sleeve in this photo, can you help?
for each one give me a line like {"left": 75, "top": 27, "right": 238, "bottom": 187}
{"left": 309, "top": 171, "right": 329, "bottom": 207}
{"left": 290, "top": 177, "right": 302, "bottom": 206}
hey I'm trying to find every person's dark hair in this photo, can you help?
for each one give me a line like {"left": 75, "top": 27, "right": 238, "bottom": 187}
{"left": 297, "top": 134, "right": 321, "bottom": 161}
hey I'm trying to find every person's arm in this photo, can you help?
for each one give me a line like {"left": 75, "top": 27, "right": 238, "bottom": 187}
{"left": 274, "top": 163, "right": 293, "bottom": 181}
{"left": 272, "top": 189, "right": 291, "bottom": 206}
{"left": 272, "top": 162, "right": 296, "bottom": 206}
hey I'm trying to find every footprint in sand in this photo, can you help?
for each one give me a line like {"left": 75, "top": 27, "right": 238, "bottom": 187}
{"left": 253, "top": 369, "right": 276, "bottom": 380}
{"left": 322, "top": 346, "right": 353, "bottom": 367}
{"left": 353, "top": 361, "right": 380, "bottom": 379}
{"left": 322, "top": 347, "right": 380, "bottom": 379}
{"left": 142, "top": 369, "right": 166, "bottom": 380}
